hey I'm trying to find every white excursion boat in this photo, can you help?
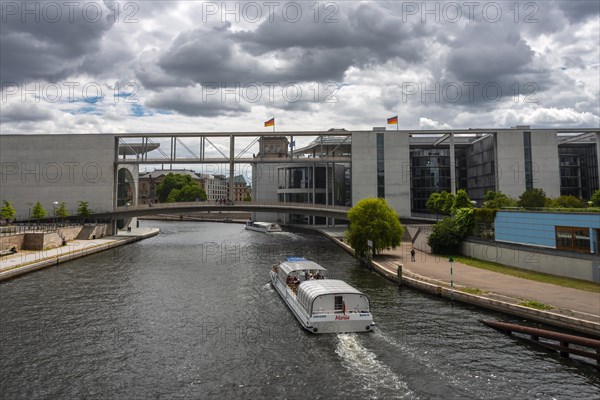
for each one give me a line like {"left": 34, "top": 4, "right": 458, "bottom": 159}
{"left": 245, "top": 221, "right": 283, "bottom": 233}
{"left": 270, "top": 257, "right": 375, "bottom": 334}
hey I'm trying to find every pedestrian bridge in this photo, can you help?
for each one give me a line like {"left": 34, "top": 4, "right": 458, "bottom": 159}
{"left": 92, "top": 201, "right": 350, "bottom": 221}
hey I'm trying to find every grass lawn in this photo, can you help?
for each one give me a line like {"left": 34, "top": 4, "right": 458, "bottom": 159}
{"left": 452, "top": 255, "right": 600, "bottom": 294}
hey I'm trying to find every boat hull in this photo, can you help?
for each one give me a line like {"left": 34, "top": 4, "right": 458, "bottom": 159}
{"left": 270, "top": 271, "right": 375, "bottom": 334}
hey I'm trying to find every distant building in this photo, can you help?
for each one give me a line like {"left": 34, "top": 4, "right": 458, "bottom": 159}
{"left": 205, "top": 174, "right": 228, "bottom": 201}
{"left": 138, "top": 169, "right": 206, "bottom": 204}
{"left": 226, "top": 175, "right": 251, "bottom": 201}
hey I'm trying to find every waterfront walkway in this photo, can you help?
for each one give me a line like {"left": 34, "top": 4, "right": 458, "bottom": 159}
{"left": 0, "top": 227, "right": 158, "bottom": 280}
{"left": 316, "top": 226, "right": 600, "bottom": 331}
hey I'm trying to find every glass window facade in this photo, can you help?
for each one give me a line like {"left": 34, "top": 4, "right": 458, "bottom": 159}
{"left": 377, "top": 133, "right": 385, "bottom": 198}
{"left": 467, "top": 135, "right": 496, "bottom": 204}
{"left": 523, "top": 132, "right": 533, "bottom": 190}
{"left": 559, "top": 144, "right": 599, "bottom": 200}
{"left": 410, "top": 146, "right": 468, "bottom": 213}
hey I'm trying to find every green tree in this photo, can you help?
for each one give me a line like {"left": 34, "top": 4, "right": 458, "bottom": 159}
{"left": 483, "top": 191, "right": 517, "bottom": 209}
{"left": 591, "top": 190, "right": 600, "bottom": 207}
{"left": 243, "top": 193, "right": 252, "bottom": 202}
{"left": 346, "top": 198, "right": 404, "bottom": 257}
{"left": 441, "top": 191, "right": 455, "bottom": 215}
{"left": 77, "top": 201, "right": 92, "bottom": 218}
{"left": 426, "top": 192, "right": 443, "bottom": 213}
{"left": 518, "top": 188, "right": 547, "bottom": 208}
{"left": 165, "top": 188, "right": 181, "bottom": 203}
{"left": 426, "top": 191, "right": 454, "bottom": 215}
{"left": 548, "top": 195, "right": 586, "bottom": 208}
{"left": 451, "top": 189, "right": 474, "bottom": 213}
{"left": 31, "top": 201, "right": 46, "bottom": 221}
{"left": 55, "top": 202, "right": 70, "bottom": 218}
{"left": 157, "top": 173, "right": 207, "bottom": 202}
{"left": 0, "top": 200, "right": 17, "bottom": 224}
{"left": 179, "top": 184, "right": 207, "bottom": 202}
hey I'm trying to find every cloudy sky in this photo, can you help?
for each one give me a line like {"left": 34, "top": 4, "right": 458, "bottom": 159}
{"left": 1, "top": 0, "right": 599, "bottom": 136}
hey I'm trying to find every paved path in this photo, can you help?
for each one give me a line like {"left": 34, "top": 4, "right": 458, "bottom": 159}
{"left": 313, "top": 226, "right": 600, "bottom": 324}
{"left": 379, "top": 242, "right": 600, "bottom": 322}
{"left": 0, "top": 227, "right": 158, "bottom": 272}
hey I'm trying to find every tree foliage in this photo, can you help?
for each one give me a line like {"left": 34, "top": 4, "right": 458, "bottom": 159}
{"left": 77, "top": 201, "right": 91, "bottom": 218}
{"left": 346, "top": 198, "right": 404, "bottom": 257}
{"left": 518, "top": 188, "right": 547, "bottom": 208}
{"left": 157, "top": 173, "right": 207, "bottom": 203}
{"left": 55, "top": 202, "right": 70, "bottom": 218}
{"left": 427, "top": 208, "right": 474, "bottom": 254}
{"left": 591, "top": 190, "right": 600, "bottom": 207}
{"left": 243, "top": 193, "right": 252, "bottom": 202}
{"left": 548, "top": 195, "right": 586, "bottom": 208}
{"left": 31, "top": 201, "right": 46, "bottom": 220}
{"left": 426, "top": 191, "right": 454, "bottom": 215}
{"left": 451, "top": 189, "right": 474, "bottom": 213}
{"left": 1, "top": 200, "right": 17, "bottom": 223}
{"left": 483, "top": 191, "right": 517, "bottom": 209}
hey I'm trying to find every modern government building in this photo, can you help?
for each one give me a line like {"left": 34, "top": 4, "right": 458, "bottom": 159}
{"left": 251, "top": 126, "right": 599, "bottom": 222}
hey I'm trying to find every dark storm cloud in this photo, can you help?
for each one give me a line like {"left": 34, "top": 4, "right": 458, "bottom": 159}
{"left": 0, "top": 2, "right": 116, "bottom": 85}
{"left": 438, "top": 21, "right": 556, "bottom": 108}
{"left": 556, "top": 0, "right": 600, "bottom": 23}
{"left": 139, "top": 2, "right": 428, "bottom": 89}
{"left": 145, "top": 87, "right": 251, "bottom": 117}
{"left": 236, "top": 2, "right": 424, "bottom": 62}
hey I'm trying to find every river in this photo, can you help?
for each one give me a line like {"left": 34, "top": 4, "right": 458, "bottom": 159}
{"left": 1, "top": 221, "right": 598, "bottom": 399}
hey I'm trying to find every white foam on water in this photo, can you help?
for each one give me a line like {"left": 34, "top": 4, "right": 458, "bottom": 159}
{"left": 335, "top": 333, "right": 416, "bottom": 399}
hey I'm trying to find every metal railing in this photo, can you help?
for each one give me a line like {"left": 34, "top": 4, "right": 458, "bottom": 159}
{"left": 0, "top": 222, "right": 83, "bottom": 237}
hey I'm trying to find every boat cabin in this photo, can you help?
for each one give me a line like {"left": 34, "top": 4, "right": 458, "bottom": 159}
{"left": 297, "top": 280, "right": 370, "bottom": 317}
{"left": 273, "top": 258, "right": 328, "bottom": 286}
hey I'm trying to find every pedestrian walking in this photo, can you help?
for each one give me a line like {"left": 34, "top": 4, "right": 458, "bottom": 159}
{"left": 410, "top": 248, "right": 416, "bottom": 262}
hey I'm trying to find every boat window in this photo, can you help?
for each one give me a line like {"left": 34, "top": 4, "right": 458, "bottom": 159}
{"left": 334, "top": 296, "right": 343, "bottom": 313}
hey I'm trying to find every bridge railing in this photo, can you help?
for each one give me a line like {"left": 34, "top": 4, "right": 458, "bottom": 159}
{"left": 114, "top": 200, "right": 351, "bottom": 212}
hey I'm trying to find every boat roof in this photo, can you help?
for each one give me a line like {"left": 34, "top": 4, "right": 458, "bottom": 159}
{"left": 298, "top": 279, "right": 365, "bottom": 302}
{"left": 279, "top": 258, "right": 327, "bottom": 275}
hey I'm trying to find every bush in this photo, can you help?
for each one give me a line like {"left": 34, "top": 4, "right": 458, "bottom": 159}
{"left": 518, "top": 188, "right": 547, "bottom": 208}
{"left": 427, "top": 217, "right": 463, "bottom": 254}
{"left": 451, "top": 189, "right": 474, "bottom": 214}
{"left": 548, "top": 195, "right": 586, "bottom": 208}
{"left": 473, "top": 208, "right": 497, "bottom": 225}
{"left": 483, "top": 191, "right": 517, "bottom": 209}
{"left": 589, "top": 190, "right": 600, "bottom": 207}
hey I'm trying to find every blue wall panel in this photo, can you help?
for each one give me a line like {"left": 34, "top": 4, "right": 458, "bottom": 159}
{"left": 495, "top": 211, "right": 600, "bottom": 248}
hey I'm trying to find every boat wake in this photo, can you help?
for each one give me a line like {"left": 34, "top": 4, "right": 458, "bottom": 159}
{"left": 372, "top": 329, "right": 475, "bottom": 396}
{"left": 335, "top": 333, "right": 416, "bottom": 399}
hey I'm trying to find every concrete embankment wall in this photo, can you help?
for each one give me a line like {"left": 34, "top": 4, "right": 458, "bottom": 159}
{"left": 408, "top": 226, "right": 599, "bottom": 283}
{"left": 461, "top": 239, "right": 600, "bottom": 283}
{"left": 0, "top": 225, "right": 109, "bottom": 252}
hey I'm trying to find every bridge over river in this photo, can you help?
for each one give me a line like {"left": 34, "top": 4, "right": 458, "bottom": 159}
{"left": 92, "top": 201, "right": 351, "bottom": 221}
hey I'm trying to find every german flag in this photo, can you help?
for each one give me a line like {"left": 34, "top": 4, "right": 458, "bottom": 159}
{"left": 264, "top": 118, "right": 275, "bottom": 127}
{"left": 387, "top": 115, "right": 398, "bottom": 125}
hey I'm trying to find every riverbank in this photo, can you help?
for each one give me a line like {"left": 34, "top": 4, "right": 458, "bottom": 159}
{"left": 302, "top": 225, "right": 600, "bottom": 338}
{"left": 0, "top": 227, "right": 159, "bottom": 281}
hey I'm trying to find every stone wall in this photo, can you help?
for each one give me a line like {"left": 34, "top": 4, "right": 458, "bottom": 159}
{"left": 1, "top": 224, "right": 109, "bottom": 251}
{"left": 0, "top": 234, "right": 25, "bottom": 253}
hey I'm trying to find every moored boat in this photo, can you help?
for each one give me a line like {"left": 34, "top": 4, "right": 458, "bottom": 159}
{"left": 270, "top": 257, "right": 375, "bottom": 334}
{"left": 245, "top": 221, "right": 282, "bottom": 233}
